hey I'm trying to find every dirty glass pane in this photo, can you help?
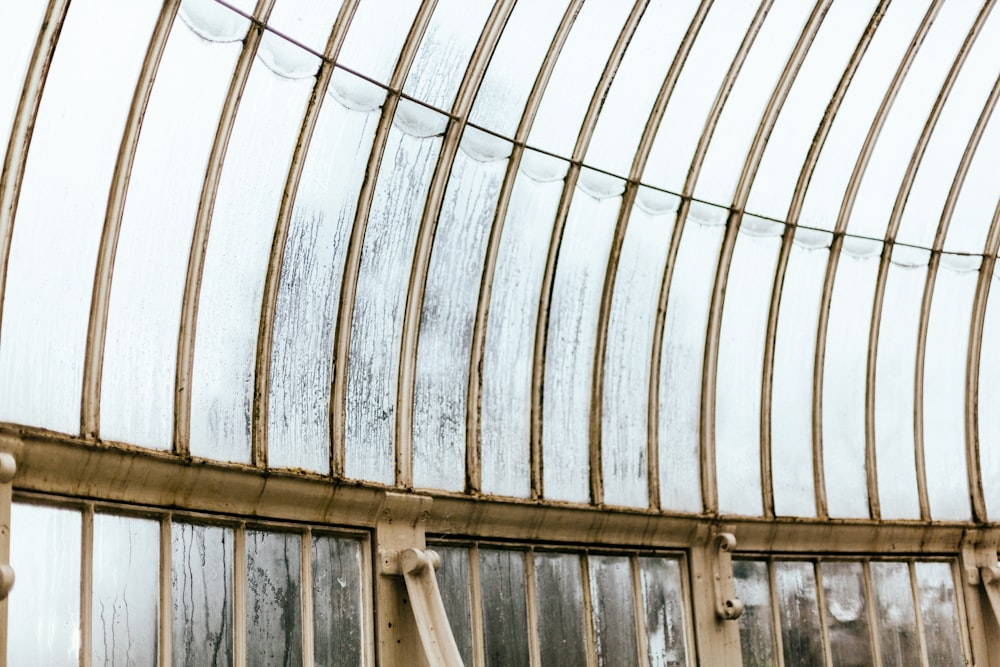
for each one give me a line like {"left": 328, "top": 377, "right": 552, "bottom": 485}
{"left": 822, "top": 561, "right": 874, "bottom": 667}
{"left": 733, "top": 560, "right": 777, "bottom": 667}
{"left": 8, "top": 503, "right": 81, "bottom": 667}
{"left": 914, "top": 561, "right": 965, "bottom": 667}
{"left": 0, "top": 0, "right": 161, "bottom": 434}
{"left": 246, "top": 530, "right": 302, "bottom": 667}
{"left": 92, "top": 514, "right": 159, "bottom": 666}
{"left": 432, "top": 546, "right": 473, "bottom": 667}
{"left": 870, "top": 561, "right": 920, "bottom": 667}
{"left": 543, "top": 175, "right": 623, "bottom": 503}
{"left": 172, "top": 523, "right": 234, "bottom": 667}
{"left": 639, "top": 557, "right": 689, "bottom": 667}
{"left": 775, "top": 561, "right": 823, "bottom": 667}
{"left": 479, "top": 549, "right": 529, "bottom": 667}
{"left": 534, "top": 552, "right": 586, "bottom": 667}
{"left": 716, "top": 217, "right": 783, "bottom": 516}
{"left": 263, "top": 0, "right": 341, "bottom": 56}
{"left": 590, "top": 555, "right": 639, "bottom": 667}
{"left": 312, "top": 534, "right": 365, "bottom": 667}
{"left": 336, "top": 0, "right": 422, "bottom": 85}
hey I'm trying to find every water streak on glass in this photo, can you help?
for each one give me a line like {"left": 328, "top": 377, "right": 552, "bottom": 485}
{"left": 644, "top": 0, "right": 760, "bottom": 195}
{"left": 823, "top": 241, "right": 881, "bottom": 518}
{"left": 92, "top": 514, "right": 159, "bottom": 666}
{"left": 0, "top": 0, "right": 161, "bottom": 434}
{"left": 746, "top": 0, "right": 878, "bottom": 220}
{"left": 103, "top": 8, "right": 246, "bottom": 449}
{"left": 431, "top": 546, "right": 473, "bottom": 667}
{"left": 716, "top": 218, "right": 782, "bottom": 516}
{"left": 190, "top": 59, "right": 316, "bottom": 464}
{"left": 914, "top": 561, "right": 965, "bottom": 666}
{"left": 589, "top": 555, "right": 640, "bottom": 667}
{"left": 344, "top": 122, "right": 442, "bottom": 484}
{"left": 659, "top": 203, "right": 726, "bottom": 512}
{"left": 822, "top": 561, "right": 874, "bottom": 667}
{"left": 923, "top": 261, "right": 977, "bottom": 520}
{"left": 775, "top": 561, "right": 824, "bottom": 667}
{"left": 533, "top": 552, "right": 587, "bottom": 666}
{"left": 479, "top": 549, "right": 529, "bottom": 667}
{"left": 246, "top": 530, "right": 303, "bottom": 667}
{"left": 172, "top": 522, "right": 234, "bottom": 666}
{"left": 585, "top": 0, "right": 700, "bottom": 177}
{"left": 770, "top": 229, "right": 830, "bottom": 518}
{"left": 870, "top": 561, "right": 920, "bottom": 667}
{"left": 413, "top": 135, "right": 507, "bottom": 492}
{"left": 467, "top": 1, "right": 568, "bottom": 138}
{"left": 481, "top": 156, "right": 564, "bottom": 498}
{"left": 268, "top": 94, "right": 380, "bottom": 473}
{"left": 897, "top": 4, "right": 1000, "bottom": 251}
{"left": 639, "top": 557, "right": 689, "bottom": 667}
{"left": 980, "top": 269, "right": 1000, "bottom": 517}
{"left": 694, "top": 0, "right": 814, "bottom": 205}
{"left": 874, "top": 255, "right": 927, "bottom": 520}
{"left": 312, "top": 534, "right": 365, "bottom": 667}
{"left": 543, "top": 177, "right": 622, "bottom": 503}
{"left": 0, "top": 2, "right": 48, "bottom": 162}
{"left": 526, "top": 0, "right": 633, "bottom": 158}
{"left": 403, "top": 0, "right": 494, "bottom": 111}
{"left": 797, "top": 0, "right": 931, "bottom": 232}
{"left": 335, "top": 0, "right": 422, "bottom": 85}
{"left": 602, "top": 191, "right": 677, "bottom": 508}
{"left": 8, "top": 503, "right": 81, "bottom": 667}
{"left": 733, "top": 560, "right": 777, "bottom": 667}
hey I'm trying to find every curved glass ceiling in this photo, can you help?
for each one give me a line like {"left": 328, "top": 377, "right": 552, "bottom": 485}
{"left": 2, "top": 0, "right": 1000, "bottom": 524}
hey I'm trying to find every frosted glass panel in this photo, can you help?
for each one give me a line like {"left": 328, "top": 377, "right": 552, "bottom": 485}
{"left": 639, "top": 557, "right": 689, "bottom": 667}
{"left": 980, "top": 271, "right": 1000, "bottom": 518}
{"left": 433, "top": 546, "right": 473, "bottom": 667}
{"left": 941, "top": 118, "right": 1000, "bottom": 254}
{"left": 190, "top": 61, "right": 314, "bottom": 463}
{"left": 602, "top": 191, "right": 678, "bottom": 508}
{"left": 414, "top": 137, "right": 507, "bottom": 492}
{"left": 268, "top": 97, "right": 380, "bottom": 473}
{"left": 716, "top": 218, "right": 782, "bottom": 516}
{"left": 870, "top": 562, "right": 920, "bottom": 667}
{"left": 822, "top": 561, "right": 874, "bottom": 667}
{"left": 874, "top": 257, "right": 926, "bottom": 520}
{"left": 775, "top": 561, "right": 823, "bottom": 667}
{"left": 659, "top": 204, "right": 726, "bottom": 512}
{"left": 914, "top": 562, "right": 965, "bottom": 667}
{"left": 771, "top": 230, "right": 829, "bottom": 518}
{"left": 527, "top": 0, "right": 633, "bottom": 158}
{"left": 312, "top": 534, "right": 365, "bottom": 667}
{"left": 733, "top": 560, "right": 777, "bottom": 667}
{"left": 172, "top": 523, "right": 234, "bottom": 667}
{"left": 92, "top": 514, "right": 159, "bottom": 666}
{"left": 8, "top": 503, "right": 81, "bottom": 667}
{"left": 543, "top": 179, "right": 622, "bottom": 503}
{"left": 0, "top": 0, "right": 161, "bottom": 433}
{"left": 263, "top": 0, "right": 341, "bottom": 55}
{"left": 102, "top": 12, "right": 245, "bottom": 449}
{"left": 923, "top": 261, "right": 977, "bottom": 520}
{"left": 823, "top": 242, "right": 880, "bottom": 518}
{"left": 345, "top": 124, "right": 442, "bottom": 484}
{"left": 0, "top": 2, "right": 48, "bottom": 161}
{"left": 534, "top": 552, "right": 587, "bottom": 667}
{"left": 246, "top": 530, "right": 302, "bottom": 667}
{"left": 589, "top": 555, "right": 639, "bottom": 667}
{"left": 479, "top": 549, "right": 529, "bottom": 667}
{"left": 481, "top": 158, "right": 563, "bottom": 498}
{"left": 336, "top": 0, "right": 422, "bottom": 84}
{"left": 468, "top": 1, "right": 569, "bottom": 137}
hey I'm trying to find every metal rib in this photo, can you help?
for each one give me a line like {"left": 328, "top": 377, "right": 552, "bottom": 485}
{"left": 866, "top": 0, "right": 995, "bottom": 521}
{"left": 396, "top": 0, "right": 516, "bottom": 490}
{"left": 174, "top": 0, "right": 275, "bottom": 457}
{"left": 81, "top": 0, "right": 181, "bottom": 440}
{"left": 529, "top": 0, "right": 649, "bottom": 505}
{"left": 589, "top": 0, "right": 713, "bottom": 511}
{"left": 464, "top": 0, "right": 585, "bottom": 497}
{"left": 251, "top": 0, "right": 360, "bottom": 469}
{"left": 329, "top": 0, "right": 439, "bottom": 479}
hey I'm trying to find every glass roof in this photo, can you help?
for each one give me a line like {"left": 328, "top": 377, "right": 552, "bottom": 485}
{"left": 2, "top": 0, "right": 1000, "bottom": 523}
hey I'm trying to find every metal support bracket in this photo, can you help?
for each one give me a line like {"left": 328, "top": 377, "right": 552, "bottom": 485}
{"left": 962, "top": 530, "right": 1000, "bottom": 626}
{"left": 712, "top": 531, "right": 743, "bottom": 620}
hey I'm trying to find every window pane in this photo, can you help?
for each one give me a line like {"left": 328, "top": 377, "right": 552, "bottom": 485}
{"left": 733, "top": 560, "right": 777, "bottom": 667}
{"left": 639, "top": 557, "right": 689, "bottom": 667}
{"left": 172, "top": 522, "right": 234, "bottom": 666}
{"left": 312, "top": 534, "right": 366, "bottom": 667}
{"left": 589, "top": 555, "right": 640, "bottom": 667}
{"left": 775, "top": 561, "right": 824, "bottom": 666}
{"left": 534, "top": 552, "right": 587, "bottom": 667}
{"left": 822, "top": 561, "right": 874, "bottom": 667}
{"left": 246, "top": 530, "right": 303, "bottom": 667}
{"left": 433, "top": 546, "right": 473, "bottom": 667}
{"left": 870, "top": 561, "right": 920, "bottom": 667}
{"left": 914, "top": 562, "right": 965, "bottom": 666}
{"left": 479, "top": 548, "right": 529, "bottom": 667}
